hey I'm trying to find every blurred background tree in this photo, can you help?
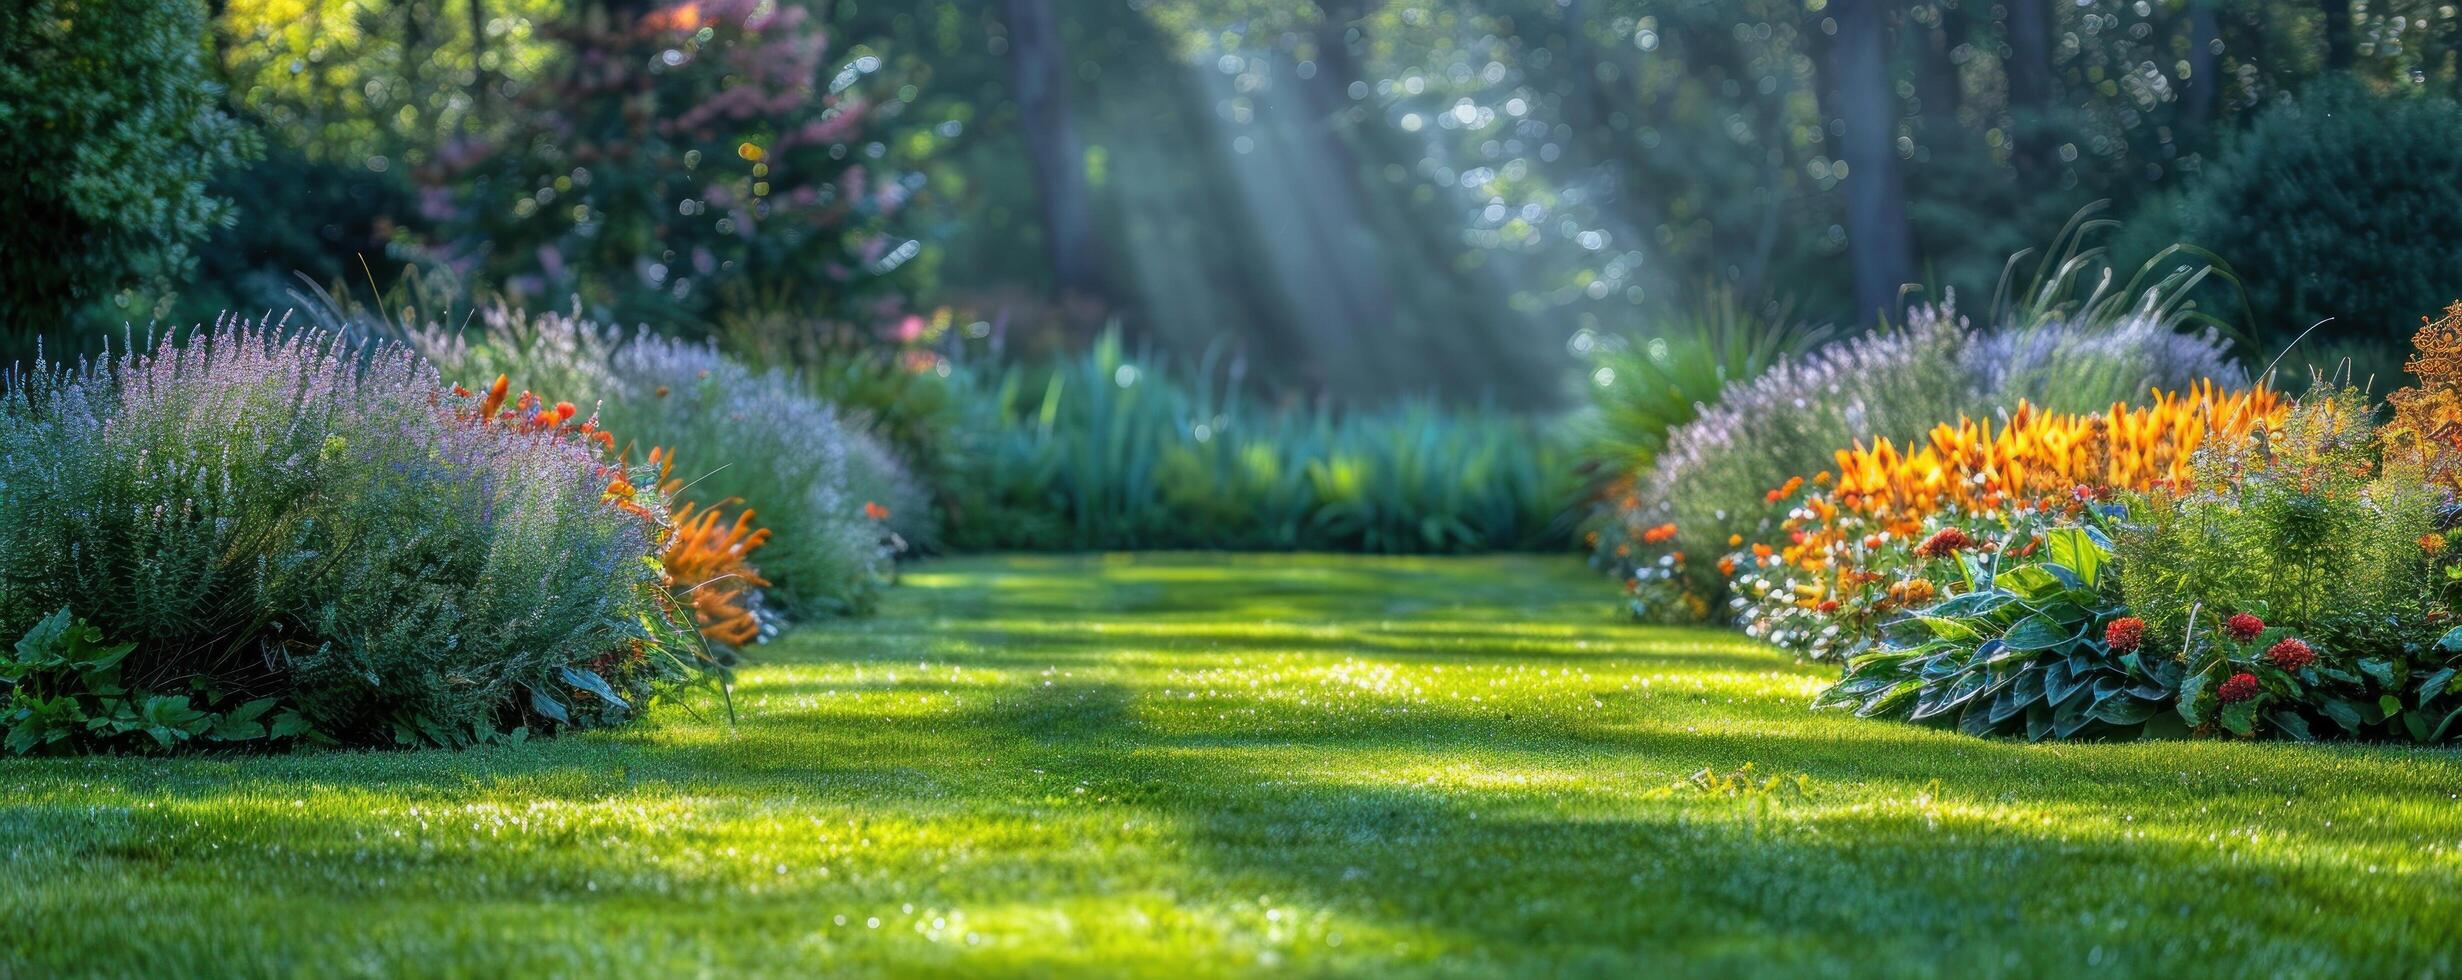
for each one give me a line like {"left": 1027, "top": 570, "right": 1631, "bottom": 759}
{"left": 0, "top": 0, "right": 254, "bottom": 346}
{"left": 16, "top": 0, "right": 2462, "bottom": 401}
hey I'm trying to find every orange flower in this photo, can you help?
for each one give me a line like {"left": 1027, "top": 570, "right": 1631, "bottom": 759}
{"left": 1641, "top": 522, "right": 1678, "bottom": 544}
{"left": 863, "top": 501, "right": 891, "bottom": 521}
{"left": 477, "top": 373, "right": 510, "bottom": 421}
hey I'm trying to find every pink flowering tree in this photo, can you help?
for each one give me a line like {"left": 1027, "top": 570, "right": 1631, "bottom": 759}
{"left": 421, "top": 0, "right": 926, "bottom": 329}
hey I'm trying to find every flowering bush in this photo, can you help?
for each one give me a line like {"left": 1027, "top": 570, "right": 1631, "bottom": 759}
{"left": 1826, "top": 367, "right": 2462, "bottom": 744}
{"left": 421, "top": 0, "right": 925, "bottom": 328}
{"left": 0, "top": 322, "right": 697, "bottom": 749}
{"left": 1720, "top": 384, "right": 2286, "bottom": 659}
{"left": 1605, "top": 301, "right": 2244, "bottom": 614}
{"left": 417, "top": 308, "right": 914, "bottom": 617}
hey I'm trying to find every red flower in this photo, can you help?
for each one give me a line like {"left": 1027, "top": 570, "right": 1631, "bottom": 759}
{"left": 2223, "top": 613, "right": 2265, "bottom": 643}
{"left": 2217, "top": 672, "right": 2261, "bottom": 704}
{"left": 2264, "top": 637, "right": 2316, "bottom": 671}
{"left": 1816, "top": 599, "right": 1841, "bottom": 614}
{"left": 1912, "top": 527, "right": 1973, "bottom": 560}
{"left": 2104, "top": 616, "right": 2146, "bottom": 653}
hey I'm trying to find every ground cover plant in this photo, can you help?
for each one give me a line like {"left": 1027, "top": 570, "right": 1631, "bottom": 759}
{"left": 2, "top": 553, "right": 2455, "bottom": 975}
{"left": 0, "top": 321, "right": 702, "bottom": 751}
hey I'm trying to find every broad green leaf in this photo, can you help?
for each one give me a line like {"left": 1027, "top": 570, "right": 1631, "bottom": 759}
{"left": 2219, "top": 700, "right": 2257, "bottom": 736}
{"left": 2177, "top": 672, "right": 2209, "bottom": 726}
{"left": 2043, "top": 527, "right": 2108, "bottom": 589}
{"left": 558, "top": 666, "right": 630, "bottom": 713}
{"left": 2319, "top": 697, "right": 2364, "bottom": 733}
{"left": 528, "top": 686, "right": 574, "bottom": 725}
{"left": 2000, "top": 614, "right": 2074, "bottom": 653}
{"left": 2420, "top": 668, "right": 2457, "bottom": 704}
{"left": 2268, "top": 711, "right": 2314, "bottom": 742}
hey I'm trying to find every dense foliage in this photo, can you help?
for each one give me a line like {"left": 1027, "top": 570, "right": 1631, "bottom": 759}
{"left": 2147, "top": 82, "right": 2462, "bottom": 343}
{"left": 938, "top": 331, "right": 1578, "bottom": 552}
{"left": 0, "top": 323, "right": 699, "bottom": 750}
{"left": 0, "top": 0, "right": 254, "bottom": 344}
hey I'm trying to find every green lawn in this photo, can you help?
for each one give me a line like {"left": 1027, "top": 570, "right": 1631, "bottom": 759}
{"left": 4, "top": 554, "right": 2460, "bottom": 977}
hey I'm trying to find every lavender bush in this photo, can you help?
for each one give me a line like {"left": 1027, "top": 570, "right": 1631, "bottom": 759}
{"left": 0, "top": 320, "right": 693, "bottom": 747}
{"left": 415, "top": 309, "right": 915, "bottom": 617}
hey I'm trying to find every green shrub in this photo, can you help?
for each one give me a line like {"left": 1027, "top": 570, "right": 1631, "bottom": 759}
{"left": 0, "top": 322, "right": 696, "bottom": 749}
{"left": 2112, "top": 386, "right": 2438, "bottom": 652}
{"left": 0, "top": 0, "right": 255, "bottom": 344}
{"left": 2140, "top": 81, "right": 2462, "bottom": 344}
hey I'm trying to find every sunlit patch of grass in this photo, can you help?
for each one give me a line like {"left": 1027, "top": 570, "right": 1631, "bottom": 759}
{"left": 2, "top": 552, "right": 2459, "bottom": 976}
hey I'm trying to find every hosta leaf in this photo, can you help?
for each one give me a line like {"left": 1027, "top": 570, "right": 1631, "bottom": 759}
{"left": 1987, "top": 677, "right": 2035, "bottom": 724}
{"left": 1958, "top": 701, "right": 2003, "bottom": 737}
{"left": 2001, "top": 614, "right": 2074, "bottom": 653}
{"left": 2439, "top": 626, "right": 2462, "bottom": 653}
{"left": 2043, "top": 658, "right": 2084, "bottom": 706}
{"left": 528, "top": 685, "right": 574, "bottom": 725}
{"left": 2420, "top": 667, "right": 2457, "bottom": 704}
{"left": 2026, "top": 704, "right": 2053, "bottom": 742}
{"left": 1910, "top": 616, "right": 1981, "bottom": 642}
{"left": 2268, "top": 711, "right": 2315, "bottom": 742}
{"left": 2218, "top": 700, "right": 2257, "bottom": 736}
{"left": 2357, "top": 659, "right": 2399, "bottom": 687}
{"left": 1910, "top": 671, "right": 1988, "bottom": 721}
{"left": 558, "top": 666, "right": 631, "bottom": 713}
{"left": 1927, "top": 590, "right": 2013, "bottom": 619}
{"left": 2096, "top": 695, "right": 2157, "bottom": 727}
{"left": 2044, "top": 527, "right": 2108, "bottom": 589}
{"left": 2431, "top": 705, "right": 2462, "bottom": 742}
{"left": 2052, "top": 692, "right": 2098, "bottom": 738}
{"left": 1858, "top": 680, "right": 1923, "bottom": 719}
{"left": 2319, "top": 697, "right": 2363, "bottom": 734}
{"left": 1998, "top": 566, "right": 2065, "bottom": 602}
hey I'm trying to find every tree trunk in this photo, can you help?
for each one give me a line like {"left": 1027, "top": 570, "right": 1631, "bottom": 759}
{"left": 2320, "top": 0, "right": 2355, "bottom": 71}
{"left": 1829, "top": 0, "right": 1916, "bottom": 324}
{"left": 2005, "top": 0, "right": 2056, "bottom": 178}
{"left": 1000, "top": 0, "right": 1106, "bottom": 304}
{"left": 467, "top": 0, "right": 493, "bottom": 127}
{"left": 2179, "top": 0, "right": 2221, "bottom": 149}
